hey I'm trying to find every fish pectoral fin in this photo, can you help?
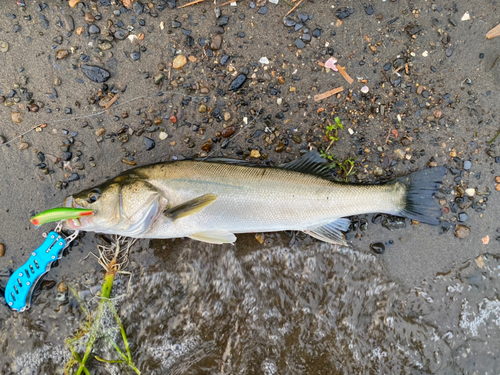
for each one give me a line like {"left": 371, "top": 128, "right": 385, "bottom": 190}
{"left": 164, "top": 193, "right": 218, "bottom": 221}
{"left": 303, "top": 218, "right": 351, "bottom": 246}
{"left": 188, "top": 230, "right": 236, "bottom": 244}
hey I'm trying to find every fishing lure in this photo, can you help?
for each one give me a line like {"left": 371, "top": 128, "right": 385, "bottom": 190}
{"left": 30, "top": 207, "right": 93, "bottom": 226}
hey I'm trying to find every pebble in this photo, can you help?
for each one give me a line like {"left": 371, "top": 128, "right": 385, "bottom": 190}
{"left": 68, "top": 173, "right": 80, "bottom": 182}
{"left": 201, "top": 142, "right": 212, "bottom": 152}
{"left": 294, "top": 39, "right": 306, "bottom": 49}
{"left": 84, "top": 13, "right": 95, "bottom": 23}
{"left": 0, "top": 243, "right": 5, "bottom": 257}
{"left": 64, "top": 15, "right": 74, "bottom": 31}
{"left": 153, "top": 73, "right": 165, "bottom": 85}
{"left": 81, "top": 65, "right": 110, "bottom": 83}
{"left": 131, "top": 51, "right": 141, "bottom": 61}
{"left": 220, "top": 54, "right": 230, "bottom": 65}
{"left": 382, "top": 216, "right": 406, "bottom": 230}
{"left": 57, "top": 281, "right": 68, "bottom": 292}
{"left": 495, "top": 176, "right": 500, "bottom": 183}
{"left": 88, "top": 24, "right": 100, "bottom": 34}
{"left": 370, "top": 242, "right": 385, "bottom": 254}
{"left": 373, "top": 166, "right": 384, "bottom": 176}
{"left": 143, "top": 136, "right": 155, "bottom": 150}
{"left": 198, "top": 104, "right": 207, "bottom": 113}
{"left": 224, "top": 112, "right": 231, "bottom": 121}
{"left": 337, "top": 7, "right": 353, "bottom": 20}
{"left": 211, "top": 35, "right": 223, "bottom": 50}
{"left": 99, "top": 42, "right": 112, "bottom": 51}
{"left": 54, "top": 77, "right": 61, "bottom": 86}
{"left": 258, "top": 6, "right": 268, "bottom": 15}
{"left": 458, "top": 212, "right": 469, "bottom": 222}
{"left": 56, "top": 49, "right": 69, "bottom": 59}
{"left": 0, "top": 41, "right": 9, "bottom": 53}
{"left": 463, "top": 160, "right": 471, "bottom": 170}
{"left": 250, "top": 150, "right": 261, "bottom": 158}
{"left": 173, "top": 55, "right": 187, "bottom": 69}
{"left": 394, "top": 149, "right": 405, "bottom": 159}
{"left": 19, "top": 142, "right": 30, "bottom": 150}
{"left": 454, "top": 225, "right": 470, "bottom": 239}
{"left": 159, "top": 132, "right": 168, "bottom": 140}
{"left": 222, "top": 126, "right": 235, "bottom": 138}
{"left": 217, "top": 15, "right": 229, "bottom": 27}
{"left": 11, "top": 112, "right": 23, "bottom": 123}
{"left": 114, "top": 28, "right": 129, "bottom": 40}
{"left": 95, "top": 127, "right": 106, "bottom": 136}
{"left": 229, "top": 74, "right": 247, "bottom": 91}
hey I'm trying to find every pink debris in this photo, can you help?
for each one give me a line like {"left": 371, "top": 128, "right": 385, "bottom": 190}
{"left": 324, "top": 57, "right": 338, "bottom": 72}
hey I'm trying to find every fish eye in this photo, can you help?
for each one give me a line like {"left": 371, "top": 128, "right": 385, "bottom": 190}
{"left": 87, "top": 190, "right": 101, "bottom": 203}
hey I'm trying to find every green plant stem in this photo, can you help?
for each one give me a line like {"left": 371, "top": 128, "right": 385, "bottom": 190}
{"left": 488, "top": 129, "right": 500, "bottom": 144}
{"left": 75, "top": 272, "right": 115, "bottom": 375}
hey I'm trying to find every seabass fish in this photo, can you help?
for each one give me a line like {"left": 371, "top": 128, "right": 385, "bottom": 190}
{"left": 63, "top": 152, "right": 446, "bottom": 244}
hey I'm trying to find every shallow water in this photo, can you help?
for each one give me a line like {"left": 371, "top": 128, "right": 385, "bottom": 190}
{"left": 1, "top": 237, "right": 500, "bottom": 374}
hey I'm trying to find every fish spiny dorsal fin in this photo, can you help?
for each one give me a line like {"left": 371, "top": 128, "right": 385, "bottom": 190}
{"left": 279, "top": 151, "right": 332, "bottom": 179}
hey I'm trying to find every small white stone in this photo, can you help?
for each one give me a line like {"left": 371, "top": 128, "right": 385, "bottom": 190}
{"left": 277, "top": 98, "right": 282, "bottom": 105}
{"left": 422, "top": 50, "right": 429, "bottom": 57}
{"left": 269, "top": 0, "right": 278, "bottom": 3}
{"left": 360, "top": 86, "right": 369, "bottom": 94}
{"left": 465, "top": 188, "right": 475, "bottom": 197}
{"left": 159, "top": 132, "right": 168, "bottom": 140}
{"left": 394, "top": 149, "right": 406, "bottom": 159}
{"left": 461, "top": 12, "right": 470, "bottom": 21}
{"left": 348, "top": 128, "right": 354, "bottom": 135}
{"left": 259, "top": 57, "right": 270, "bottom": 65}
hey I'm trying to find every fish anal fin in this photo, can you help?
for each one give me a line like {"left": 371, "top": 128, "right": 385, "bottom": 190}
{"left": 188, "top": 230, "right": 236, "bottom": 244}
{"left": 280, "top": 151, "right": 332, "bottom": 180}
{"left": 303, "top": 218, "right": 350, "bottom": 245}
{"left": 164, "top": 193, "right": 217, "bottom": 221}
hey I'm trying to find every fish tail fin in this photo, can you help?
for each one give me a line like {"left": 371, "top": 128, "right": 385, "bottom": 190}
{"left": 394, "top": 167, "right": 446, "bottom": 225}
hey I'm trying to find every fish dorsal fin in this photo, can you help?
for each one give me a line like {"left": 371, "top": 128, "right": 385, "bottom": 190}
{"left": 164, "top": 193, "right": 218, "bottom": 221}
{"left": 188, "top": 230, "right": 236, "bottom": 244}
{"left": 303, "top": 218, "right": 351, "bottom": 245}
{"left": 201, "top": 157, "right": 253, "bottom": 166}
{"left": 280, "top": 151, "right": 332, "bottom": 179}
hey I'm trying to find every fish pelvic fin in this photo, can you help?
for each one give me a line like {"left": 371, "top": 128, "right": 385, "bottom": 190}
{"left": 188, "top": 230, "right": 236, "bottom": 244}
{"left": 393, "top": 167, "right": 446, "bottom": 225}
{"left": 164, "top": 193, "right": 218, "bottom": 221}
{"left": 304, "top": 218, "right": 350, "bottom": 246}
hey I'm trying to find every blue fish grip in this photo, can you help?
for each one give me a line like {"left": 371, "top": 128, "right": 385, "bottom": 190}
{"left": 5, "top": 231, "right": 66, "bottom": 312}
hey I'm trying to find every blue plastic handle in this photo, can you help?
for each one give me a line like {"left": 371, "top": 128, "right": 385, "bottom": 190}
{"left": 5, "top": 231, "right": 66, "bottom": 312}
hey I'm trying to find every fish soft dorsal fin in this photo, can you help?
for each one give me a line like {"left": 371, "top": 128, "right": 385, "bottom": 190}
{"left": 164, "top": 193, "right": 218, "bottom": 221}
{"left": 200, "top": 157, "right": 253, "bottom": 166}
{"left": 280, "top": 151, "right": 332, "bottom": 179}
{"left": 303, "top": 218, "right": 351, "bottom": 245}
{"left": 188, "top": 230, "right": 237, "bottom": 244}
